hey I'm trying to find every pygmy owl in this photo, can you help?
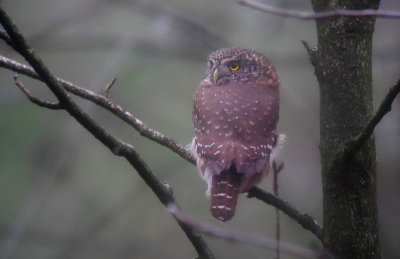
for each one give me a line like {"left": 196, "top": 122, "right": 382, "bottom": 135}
{"left": 191, "top": 47, "right": 281, "bottom": 222}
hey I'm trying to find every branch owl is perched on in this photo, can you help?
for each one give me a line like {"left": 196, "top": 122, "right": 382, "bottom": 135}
{"left": 191, "top": 47, "right": 281, "bottom": 222}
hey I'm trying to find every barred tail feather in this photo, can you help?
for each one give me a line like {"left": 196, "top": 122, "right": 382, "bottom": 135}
{"left": 210, "top": 167, "right": 241, "bottom": 222}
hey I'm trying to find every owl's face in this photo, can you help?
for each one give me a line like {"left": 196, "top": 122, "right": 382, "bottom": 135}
{"left": 203, "top": 47, "right": 273, "bottom": 86}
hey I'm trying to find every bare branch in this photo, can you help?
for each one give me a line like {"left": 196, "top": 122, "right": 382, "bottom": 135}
{"left": 167, "top": 204, "right": 325, "bottom": 259}
{"left": 0, "top": 8, "right": 214, "bottom": 259}
{"left": 0, "top": 54, "right": 323, "bottom": 242}
{"left": 236, "top": 0, "right": 400, "bottom": 20}
{"left": 272, "top": 161, "right": 283, "bottom": 259}
{"left": 343, "top": 79, "right": 400, "bottom": 161}
{"left": 272, "top": 161, "right": 284, "bottom": 175}
{"left": 103, "top": 77, "right": 117, "bottom": 97}
{"left": 247, "top": 187, "right": 323, "bottom": 241}
{"left": 13, "top": 75, "right": 61, "bottom": 109}
{"left": 0, "top": 55, "right": 195, "bottom": 164}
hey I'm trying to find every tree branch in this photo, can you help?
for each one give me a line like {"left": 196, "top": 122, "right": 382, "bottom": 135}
{"left": 236, "top": 0, "right": 400, "bottom": 20}
{"left": 343, "top": 79, "right": 400, "bottom": 161}
{"left": 0, "top": 55, "right": 195, "bottom": 164}
{"left": 0, "top": 54, "right": 323, "bottom": 242}
{"left": 272, "top": 162, "right": 284, "bottom": 259}
{"left": 13, "top": 75, "right": 61, "bottom": 109}
{"left": 0, "top": 29, "right": 14, "bottom": 48}
{"left": 0, "top": 8, "right": 214, "bottom": 259}
{"left": 247, "top": 187, "right": 323, "bottom": 241}
{"left": 167, "top": 204, "right": 326, "bottom": 259}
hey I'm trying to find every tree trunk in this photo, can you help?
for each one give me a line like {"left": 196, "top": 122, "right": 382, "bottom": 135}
{"left": 309, "top": 0, "right": 381, "bottom": 257}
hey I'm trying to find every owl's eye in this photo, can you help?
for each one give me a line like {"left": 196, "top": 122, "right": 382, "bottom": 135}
{"left": 229, "top": 63, "right": 239, "bottom": 71}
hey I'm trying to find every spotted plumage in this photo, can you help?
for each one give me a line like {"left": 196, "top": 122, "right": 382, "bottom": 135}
{"left": 191, "top": 47, "right": 281, "bottom": 222}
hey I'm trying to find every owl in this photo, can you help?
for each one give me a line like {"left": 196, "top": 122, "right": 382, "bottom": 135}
{"left": 191, "top": 47, "right": 281, "bottom": 222}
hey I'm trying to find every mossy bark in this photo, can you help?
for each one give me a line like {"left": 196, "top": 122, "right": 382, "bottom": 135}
{"left": 309, "top": 0, "right": 381, "bottom": 257}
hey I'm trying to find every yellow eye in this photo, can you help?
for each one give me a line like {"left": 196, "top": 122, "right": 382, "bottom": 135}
{"left": 229, "top": 63, "right": 239, "bottom": 71}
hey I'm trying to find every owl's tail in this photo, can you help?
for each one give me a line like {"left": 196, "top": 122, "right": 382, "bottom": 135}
{"left": 210, "top": 166, "right": 241, "bottom": 222}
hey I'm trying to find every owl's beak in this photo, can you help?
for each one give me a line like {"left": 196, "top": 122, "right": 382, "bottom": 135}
{"left": 213, "top": 65, "right": 230, "bottom": 84}
{"left": 213, "top": 68, "right": 219, "bottom": 84}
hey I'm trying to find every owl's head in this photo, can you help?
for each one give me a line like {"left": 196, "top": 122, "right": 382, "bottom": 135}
{"left": 204, "top": 47, "right": 275, "bottom": 86}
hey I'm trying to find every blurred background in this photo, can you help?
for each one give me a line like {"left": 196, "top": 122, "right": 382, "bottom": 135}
{"left": 0, "top": 0, "right": 399, "bottom": 258}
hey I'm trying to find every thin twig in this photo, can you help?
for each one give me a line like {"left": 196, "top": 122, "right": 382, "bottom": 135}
{"left": 301, "top": 40, "right": 318, "bottom": 64}
{"left": 167, "top": 203, "right": 323, "bottom": 259}
{"left": 247, "top": 187, "right": 323, "bottom": 241}
{"left": 103, "top": 78, "right": 117, "bottom": 97}
{"left": 272, "top": 161, "right": 284, "bottom": 175}
{"left": 0, "top": 54, "right": 323, "bottom": 241}
{"left": 343, "top": 79, "right": 400, "bottom": 161}
{"left": 272, "top": 162, "right": 284, "bottom": 259}
{"left": 236, "top": 0, "right": 400, "bottom": 20}
{"left": 0, "top": 8, "right": 214, "bottom": 259}
{"left": 13, "top": 75, "right": 61, "bottom": 109}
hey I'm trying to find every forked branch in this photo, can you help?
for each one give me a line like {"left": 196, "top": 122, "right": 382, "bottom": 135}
{"left": 0, "top": 55, "right": 195, "bottom": 164}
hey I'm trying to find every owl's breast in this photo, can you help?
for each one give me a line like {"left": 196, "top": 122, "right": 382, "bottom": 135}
{"left": 193, "top": 81, "right": 278, "bottom": 163}
{"left": 194, "top": 82, "right": 277, "bottom": 137}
